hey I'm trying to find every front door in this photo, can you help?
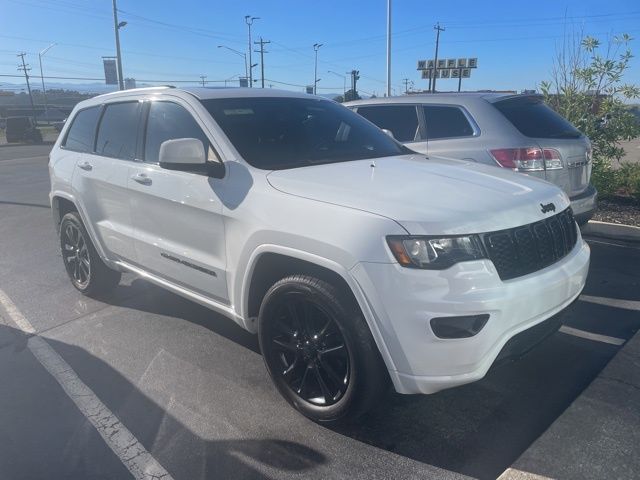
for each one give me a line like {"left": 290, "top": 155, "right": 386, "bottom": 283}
{"left": 128, "top": 100, "right": 228, "bottom": 303}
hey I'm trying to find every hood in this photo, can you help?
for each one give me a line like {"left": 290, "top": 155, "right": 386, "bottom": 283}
{"left": 266, "top": 155, "right": 569, "bottom": 235}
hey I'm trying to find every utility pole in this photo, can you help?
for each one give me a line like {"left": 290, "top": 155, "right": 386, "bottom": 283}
{"left": 402, "top": 78, "right": 410, "bottom": 94}
{"left": 112, "top": 0, "right": 126, "bottom": 90}
{"left": 245, "top": 15, "right": 260, "bottom": 88}
{"left": 17, "top": 53, "right": 37, "bottom": 121}
{"left": 38, "top": 43, "right": 56, "bottom": 125}
{"left": 386, "top": 0, "right": 392, "bottom": 97}
{"left": 432, "top": 22, "right": 445, "bottom": 93}
{"left": 253, "top": 37, "right": 270, "bottom": 88}
{"left": 200, "top": 75, "right": 207, "bottom": 87}
{"left": 349, "top": 69, "right": 360, "bottom": 100}
{"left": 313, "top": 43, "right": 323, "bottom": 95}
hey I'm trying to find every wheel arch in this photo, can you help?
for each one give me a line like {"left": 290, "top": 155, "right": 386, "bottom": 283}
{"left": 50, "top": 192, "right": 111, "bottom": 263}
{"left": 240, "top": 246, "right": 398, "bottom": 375}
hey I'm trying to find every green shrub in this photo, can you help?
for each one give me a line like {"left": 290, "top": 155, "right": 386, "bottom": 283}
{"left": 540, "top": 32, "right": 640, "bottom": 201}
{"left": 617, "top": 162, "right": 640, "bottom": 201}
{"left": 591, "top": 157, "right": 620, "bottom": 198}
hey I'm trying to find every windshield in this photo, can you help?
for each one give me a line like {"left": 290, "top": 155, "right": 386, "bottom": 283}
{"left": 200, "top": 97, "right": 406, "bottom": 170}
{"left": 493, "top": 96, "right": 583, "bottom": 139}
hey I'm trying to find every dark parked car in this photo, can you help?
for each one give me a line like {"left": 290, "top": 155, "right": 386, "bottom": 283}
{"left": 5, "top": 116, "right": 43, "bottom": 144}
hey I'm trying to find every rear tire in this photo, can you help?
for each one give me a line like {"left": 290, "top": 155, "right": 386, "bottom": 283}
{"left": 59, "top": 212, "right": 121, "bottom": 296}
{"left": 258, "top": 275, "right": 388, "bottom": 423}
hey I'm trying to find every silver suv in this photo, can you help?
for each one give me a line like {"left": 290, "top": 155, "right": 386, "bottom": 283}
{"left": 346, "top": 93, "right": 597, "bottom": 224}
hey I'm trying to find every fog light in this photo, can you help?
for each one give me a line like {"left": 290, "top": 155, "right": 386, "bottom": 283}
{"left": 430, "top": 314, "right": 490, "bottom": 339}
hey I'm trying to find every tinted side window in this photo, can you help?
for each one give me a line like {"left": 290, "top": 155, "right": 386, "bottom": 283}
{"left": 95, "top": 102, "right": 140, "bottom": 160}
{"left": 493, "top": 97, "right": 582, "bottom": 139}
{"left": 357, "top": 105, "right": 420, "bottom": 142}
{"left": 144, "top": 102, "right": 211, "bottom": 163}
{"left": 64, "top": 106, "right": 101, "bottom": 152}
{"left": 423, "top": 106, "right": 474, "bottom": 140}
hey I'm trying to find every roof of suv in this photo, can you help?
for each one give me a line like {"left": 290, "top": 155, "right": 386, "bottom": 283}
{"left": 345, "top": 92, "right": 535, "bottom": 107}
{"left": 84, "top": 86, "right": 316, "bottom": 103}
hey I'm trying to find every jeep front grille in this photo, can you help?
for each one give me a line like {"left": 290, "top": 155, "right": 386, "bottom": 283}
{"left": 482, "top": 208, "right": 578, "bottom": 281}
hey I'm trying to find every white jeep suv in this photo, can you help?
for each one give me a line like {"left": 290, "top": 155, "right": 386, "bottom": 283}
{"left": 49, "top": 87, "right": 590, "bottom": 422}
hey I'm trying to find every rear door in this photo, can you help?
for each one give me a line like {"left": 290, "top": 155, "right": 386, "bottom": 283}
{"left": 492, "top": 96, "right": 591, "bottom": 197}
{"left": 70, "top": 102, "right": 139, "bottom": 261}
{"left": 422, "top": 105, "right": 481, "bottom": 160}
{"left": 128, "top": 99, "right": 228, "bottom": 303}
{"left": 354, "top": 104, "right": 426, "bottom": 153}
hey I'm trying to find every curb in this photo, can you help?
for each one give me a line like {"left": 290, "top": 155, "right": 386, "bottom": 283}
{"left": 500, "top": 327, "right": 640, "bottom": 480}
{"left": 580, "top": 220, "right": 640, "bottom": 243}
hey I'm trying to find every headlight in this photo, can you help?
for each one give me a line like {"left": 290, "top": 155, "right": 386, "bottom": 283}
{"left": 387, "top": 235, "right": 486, "bottom": 269}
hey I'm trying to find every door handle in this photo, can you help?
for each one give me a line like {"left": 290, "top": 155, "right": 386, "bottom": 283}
{"left": 78, "top": 161, "right": 93, "bottom": 171}
{"left": 131, "top": 173, "right": 152, "bottom": 185}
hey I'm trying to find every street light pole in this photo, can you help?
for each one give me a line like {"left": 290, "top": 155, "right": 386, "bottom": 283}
{"left": 200, "top": 75, "right": 207, "bottom": 87}
{"left": 38, "top": 42, "right": 56, "bottom": 125}
{"left": 112, "top": 0, "right": 126, "bottom": 91}
{"left": 245, "top": 15, "right": 260, "bottom": 88}
{"left": 313, "top": 43, "right": 323, "bottom": 95}
{"left": 386, "top": 0, "right": 392, "bottom": 97}
{"left": 217, "top": 45, "right": 248, "bottom": 81}
{"left": 327, "top": 70, "right": 346, "bottom": 98}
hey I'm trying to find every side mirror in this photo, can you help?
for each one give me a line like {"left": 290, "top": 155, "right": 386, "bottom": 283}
{"left": 159, "top": 138, "right": 206, "bottom": 168}
{"left": 381, "top": 128, "right": 395, "bottom": 139}
{"left": 159, "top": 138, "right": 224, "bottom": 178}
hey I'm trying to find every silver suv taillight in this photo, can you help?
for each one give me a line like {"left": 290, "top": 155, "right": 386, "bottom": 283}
{"left": 489, "top": 147, "right": 563, "bottom": 171}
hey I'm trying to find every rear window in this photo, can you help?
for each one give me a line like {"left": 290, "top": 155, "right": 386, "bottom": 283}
{"left": 423, "top": 106, "right": 474, "bottom": 140}
{"left": 493, "top": 96, "right": 582, "bottom": 139}
{"left": 64, "top": 107, "right": 101, "bottom": 153}
{"left": 356, "top": 105, "right": 420, "bottom": 142}
{"left": 95, "top": 102, "right": 141, "bottom": 160}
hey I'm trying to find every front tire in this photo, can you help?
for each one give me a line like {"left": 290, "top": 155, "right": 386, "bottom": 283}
{"left": 258, "top": 275, "right": 388, "bottom": 423}
{"left": 59, "top": 212, "right": 121, "bottom": 296}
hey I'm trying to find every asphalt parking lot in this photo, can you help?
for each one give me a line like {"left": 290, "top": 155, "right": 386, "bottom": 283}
{"left": 1, "top": 144, "right": 639, "bottom": 480}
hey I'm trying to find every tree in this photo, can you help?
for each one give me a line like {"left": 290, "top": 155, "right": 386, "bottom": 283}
{"left": 343, "top": 89, "right": 360, "bottom": 102}
{"left": 540, "top": 32, "right": 640, "bottom": 197}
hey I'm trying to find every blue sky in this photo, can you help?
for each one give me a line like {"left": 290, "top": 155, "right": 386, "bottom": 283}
{"left": 1, "top": 0, "right": 639, "bottom": 95}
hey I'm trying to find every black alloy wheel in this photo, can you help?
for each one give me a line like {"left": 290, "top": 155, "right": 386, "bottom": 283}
{"left": 62, "top": 221, "right": 91, "bottom": 289}
{"left": 259, "top": 275, "right": 389, "bottom": 423}
{"left": 267, "top": 291, "right": 350, "bottom": 406}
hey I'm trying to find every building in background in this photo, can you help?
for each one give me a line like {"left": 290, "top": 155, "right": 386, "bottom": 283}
{"left": 124, "top": 78, "right": 137, "bottom": 90}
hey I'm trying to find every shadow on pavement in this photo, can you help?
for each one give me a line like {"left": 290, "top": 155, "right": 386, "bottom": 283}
{"left": 0, "top": 322, "right": 325, "bottom": 480}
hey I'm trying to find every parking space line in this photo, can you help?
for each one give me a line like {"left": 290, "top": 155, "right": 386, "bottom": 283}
{"left": 0, "top": 288, "right": 174, "bottom": 480}
{"left": 580, "top": 294, "right": 640, "bottom": 311}
{"left": 498, "top": 467, "right": 554, "bottom": 479}
{"left": 585, "top": 238, "right": 640, "bottom": 250}
{"left": 559, "top": 325, "right": 626, "bottom": 346}
{"left": 0, "top": 289, "right": 35, "bottom": 334}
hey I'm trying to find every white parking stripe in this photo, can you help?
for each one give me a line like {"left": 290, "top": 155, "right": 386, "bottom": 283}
{"left": 498, "top": 467, "right": 554, "bottom": 479}
{"left": 585, "top": 238, "right": 640, "bottom": 250}
{"left": 0, "top": 289, "right": 35, "bottom": 334}
{"left": 580, "top": 294, "right": 640, "bottom": 311}
{"left": 0, "top": 289, "right": 174, "bottom": 480}
{"left": 559, "top": 326, "right": 625, "bottom": 346}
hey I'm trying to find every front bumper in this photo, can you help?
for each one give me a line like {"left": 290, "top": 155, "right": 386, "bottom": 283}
{"left": 351, "top": 234, "right": 590, "bottom": 395}
{"left": 570, "top": 184, "right": 597, "bottom": 224}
